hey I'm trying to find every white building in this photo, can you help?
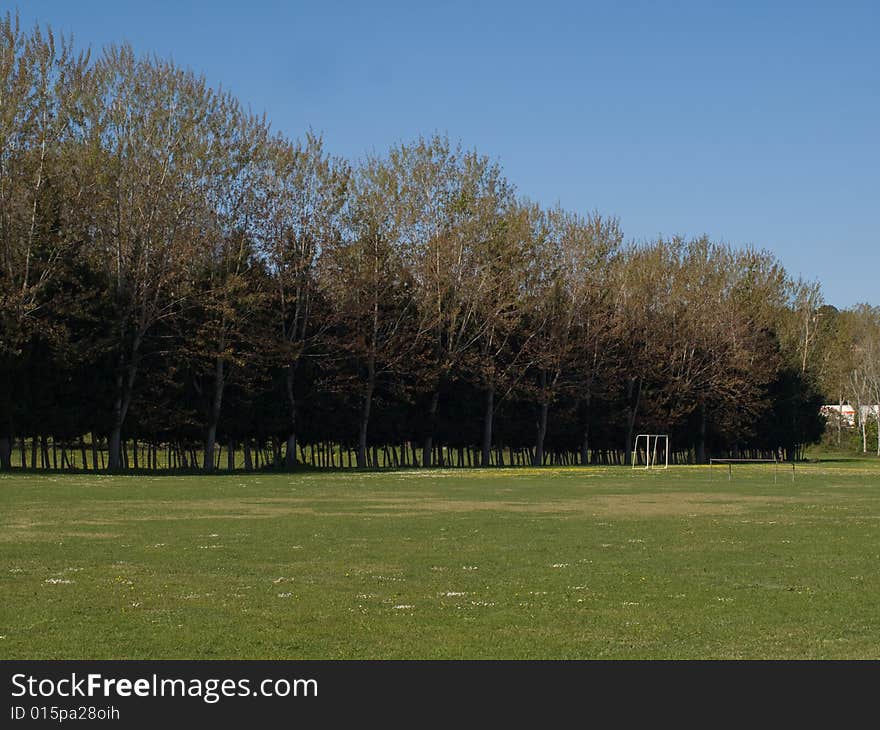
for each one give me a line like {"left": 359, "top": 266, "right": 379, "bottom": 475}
{"left": 821, "top": 404, "right": 880, "bottom": 426}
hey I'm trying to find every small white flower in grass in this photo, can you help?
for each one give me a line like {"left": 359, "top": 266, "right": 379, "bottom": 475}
{"left": 621, "top": 601, "right": 640, "bottom": 606}
{"left": 44, "top": 578, "right": 73, "bottom": 584}
{"left": 462, "top": 566, "right": 478, "bottom": 571}
{"left": 130, "top": 602, "right": 141, "bottom": 608}
{"left": 441, "top": 591, "right": 466, "bottom": 597}
{"left": 9, "top": 568, "right": 23, "bottom": 573}
{"left": 393, "top": 604, "right": 414, "bottom": 610}
{"left": 551, "top": 563, "right": 569, "bottom": 568}
{"left": 277, "top": 592, "right": 293, "bottom": 598}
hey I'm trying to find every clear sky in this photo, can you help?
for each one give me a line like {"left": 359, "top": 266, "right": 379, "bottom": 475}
{"left": 12, "top": 1, "right": 879, "bottom": 308}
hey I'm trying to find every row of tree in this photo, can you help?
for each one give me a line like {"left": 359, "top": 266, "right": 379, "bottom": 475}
{"left": 0, "top": 15, "right": 862, "bottom": 472}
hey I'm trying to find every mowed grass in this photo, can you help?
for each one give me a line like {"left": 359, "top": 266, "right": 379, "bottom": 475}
{"left": 2, "top": 461, "right": 880, "bottom": 659}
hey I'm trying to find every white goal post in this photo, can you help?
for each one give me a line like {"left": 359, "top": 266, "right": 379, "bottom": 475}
{"left": 632, "top": 434, "right": 669, "bottom": 469}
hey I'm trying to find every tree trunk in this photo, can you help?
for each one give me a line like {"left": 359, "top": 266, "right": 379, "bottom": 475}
{"left": 204, "top": 423, "right": 217, "bottom": 473}
{"left": 0, "top": 390, "right": 13, "bottom": 470}
{"left": 623, "top": 377, "right": 642, "bottom": 466}
{"left": 108, "top": 334, "right": 141, "bottom": 470}
{"left": 284, "top": 367, "right": 298, "bottom": 468}
{"left": 876, "top": 413, "right": 880, "bottom": 457}
{"left": 203, "top": 358, "right": 225, "bottom": 473}
{"left": 108, "top": 427, "right": 123, "bottom": 471}
{"left": 109, "top": 394, "right": 126, "bottom": 471}
{"left": 580, "top": 391, "right": 592, "bottom": 465}
{"left": 227, "top": 441, "right": 235, "bottom": 471}
{"left": 481, "top": 384, "right": 494, "bottom": 467}
{"left": 696, "top": 402, "right": 707, "bottom": 464}
{"left": 285, "top": 433, "right": 297, "bottom": 469}
{"left": 533, "top": 371, "right": 549, "bottom": 467}
{"left": 243, "top": 441, "right": 253, "bottom": 471}
{"left": 357, "top": 396, "right": 371, "bottom": 468}
{"left": 422, "top": 388, "right": 441, "bottom": 469}
{"left": 534, "top": 401, "right": 549, "bottom": 467}
{"left": 357, "top": 362, "right": 375, "bottom": 469}
{"left": 0, "top": 436, "right": 11, "bottom": 471}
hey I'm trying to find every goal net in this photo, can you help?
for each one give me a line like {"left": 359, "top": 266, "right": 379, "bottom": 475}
{"left": 632, "top": 434, "right": 669, "bottom": 469}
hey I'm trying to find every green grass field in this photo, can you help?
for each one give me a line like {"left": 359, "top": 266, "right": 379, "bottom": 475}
{"left": 2, "top": 459, "right": 880, "bottom": 659}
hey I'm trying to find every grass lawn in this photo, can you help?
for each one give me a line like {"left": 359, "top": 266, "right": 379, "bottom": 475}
{"left": 2, "top": 459, "right": 880, "bottom": 659}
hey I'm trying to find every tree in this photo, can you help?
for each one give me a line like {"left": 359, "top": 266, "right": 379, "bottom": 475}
{"left": 391, "top": 135, "right": 515, "bottom": 466}
{"left": 467, "top": 201, "right": 537, "bottom": 467}
{"left": 82, "top": 46, "right": 215, "bottom": 469}
{"left": 181, "top": 94, "right": 270, "bottom": 471}
{"left": 319, "top": 153, "right": 415, "bottom": 468}
{"left": 0, "top": 14, "right": 90, "bottom": 468}
{"left": 522, "top": 207, "right": 622, "bottom": 466}
{"left": 848, "top": 305, "right": 880, "bottom": 454}
{"left": 258, "top": 132, "right": 349, "bottom": 467}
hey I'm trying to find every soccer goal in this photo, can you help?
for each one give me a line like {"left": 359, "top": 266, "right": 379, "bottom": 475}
{"left": 632, "top": 434, "right": 669, "bottom": 469}
{"left": 709, "top": 457, "right": 795, "bottom": 483}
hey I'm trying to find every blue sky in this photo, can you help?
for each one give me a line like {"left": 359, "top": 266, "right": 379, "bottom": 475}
{"left": 13, "top": 1, "right": 879, "bottom": 307}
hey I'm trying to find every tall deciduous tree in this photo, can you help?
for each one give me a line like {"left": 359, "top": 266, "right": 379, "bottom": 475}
{"left": 84, "top": 46, "right": 213, "bottom": 469}
{"left": 391, "top": 135, "right": 515, "bottom": 466}
{"left": 523, "top": 208, "right": 622, "bottom": 466}
{"left": 259, "top": 132, "right": 349, "bottom": 467}
{"left": 319, "top": 154, "right": 414, "bottom": 467}
{"left": 0, "top": 14, "right": 90, "bottom": 468}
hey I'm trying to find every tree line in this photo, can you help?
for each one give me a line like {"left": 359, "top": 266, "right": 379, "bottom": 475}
{"left": 1, "top": 15, "right": 872, "bottom": 473}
